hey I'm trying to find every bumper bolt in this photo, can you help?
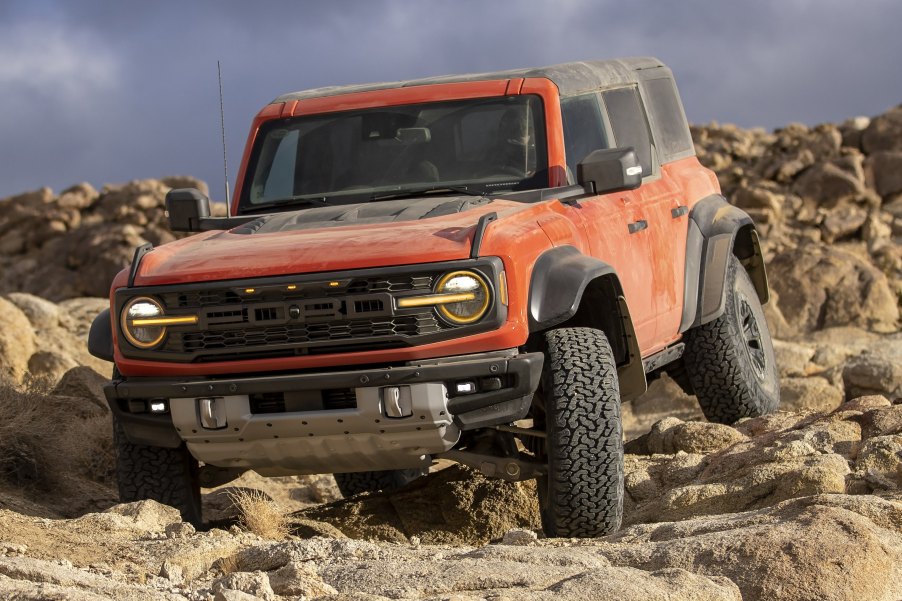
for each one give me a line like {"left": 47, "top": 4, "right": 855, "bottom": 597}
{"left": 360, "top": 375, "right": 370, "bottom": 384}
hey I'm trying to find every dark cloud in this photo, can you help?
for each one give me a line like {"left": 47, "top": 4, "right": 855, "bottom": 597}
{"left": 1, "top": 0, "right": 900, "bottom": 199}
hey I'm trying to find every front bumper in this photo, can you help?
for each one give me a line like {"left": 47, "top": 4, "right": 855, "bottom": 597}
{"left": 105, "top": 350, "right": 543, "bottom": 475}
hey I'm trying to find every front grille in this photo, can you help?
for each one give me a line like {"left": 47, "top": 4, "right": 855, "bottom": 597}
{"left": 118, "top": 259, "right": 504, "bottom": 363}
{"left": 164, "top": 313, "right": 441, "bottom": 356}
{"left": 159, "top": 275, "right": 434, "bottom": 309}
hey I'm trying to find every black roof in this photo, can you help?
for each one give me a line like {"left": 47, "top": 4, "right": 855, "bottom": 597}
{"left": 273, "top": 57, "right": 670, "bottom": 104}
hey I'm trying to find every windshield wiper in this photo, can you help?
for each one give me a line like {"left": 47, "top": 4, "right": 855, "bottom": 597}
{"left": 242, "top": 196, "right": 333, "bottom": 214}
{"left": 370, "top": 185, "right": 489, "bottom": 202}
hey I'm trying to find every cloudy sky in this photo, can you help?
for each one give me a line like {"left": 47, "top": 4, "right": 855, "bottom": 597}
{"left": 1, "top": 0, "right": 900, "bottom": 200}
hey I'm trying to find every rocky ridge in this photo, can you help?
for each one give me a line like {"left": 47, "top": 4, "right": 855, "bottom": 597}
{"left": 0, "top": 105, "right": 901, "bottom": 599}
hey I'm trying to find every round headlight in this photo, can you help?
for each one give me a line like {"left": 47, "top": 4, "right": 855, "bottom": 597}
{"left": 435, "top": 270, "right": 490, "bottom": 324}
{"left": 121, "top": 297, "right": 166, "bottom": 348}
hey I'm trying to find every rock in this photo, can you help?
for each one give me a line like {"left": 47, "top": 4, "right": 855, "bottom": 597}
{"left": 821, "top": 204, "right": 867, "bottom": 243}
{"left": 212, "top": 571, "right": 275, "bottom": 601}
{"left": 294, "top": 465, "right": 540, "bottom": 545}
{"left": 5, "top": 292, "right": 60, "bottom": 329}
{"left": 646, "top": 419, "right": 748, "bottom": 455}
{"left": 215, "top": 589, "right": 262, "bottom": 601}
{"left": 102, "top": 500, "right": 183, "bottom": 533}
{"left": 27, "top": 351, "right": 79, "bottom": 384}
{"left": 0, "top": 555, "right": 172, "bottom": 600}
{"left": 865, "top": 150, "right": 902, "bottom": 198}
{"left": 606, "top": 495, "right": 902, "bottom": 601}
{"left": 546, "top": 567, "right": 742, "bottom": 600}
{"left": 0, "top": 297, "right": 36, "bottom": 383}
{"left": 842, "top": 337, "right": 902, "bottom": 400}
{"left": 0, "top": 178, "right": 209, "bottom": 301}
{"left": 772, "top": 339, "right": 817, "bottom": 377}
{"left": 268, "top": 562, "right": 338, "bottom": 598}
{"left": 160, "top": 175, "right": 210, "bottom": 197}
{"left": 793, "top": 160, "right": 863, "bottom": 208}
{"left": 57, "top": 183, "right": 99, "bottom": 210}
{"left": 779, "top": 376, "right": 845, "bottom": 412}
{"left": 839, "top": 115, "right": 870, "bottom": 149}
{"left": 165, "top": 522, "right": 196, "bottom": 539}
{"left": 501, "top": 528, "right": 539, "bottom": 545}
{"left": 52, "top": 367, "right": 109, "bottom": 410}
{"left": 767, "top": 245, "right": 899, "bottom": 334}
{"left": 854, "top": 435, "right": 902, "bottom": 488}
{"left": 860, "top": 402, "right": 902, "bottom": 438}
{"left": 623, "top": 375, "right": 703, "bottom": 441}
{"left": 861, "top": 104, "right": 902, "bottom": 153}
{"left": 731, "top": 185, "right": 784, "bottom": 223}
{"left": 622, "top": 403, "right": 879, "bottom": 526}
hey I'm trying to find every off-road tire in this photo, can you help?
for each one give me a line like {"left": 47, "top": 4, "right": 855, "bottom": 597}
{"left": 333, "top": 468, "right": 426, "bottom": 498}
{"left": 538, "top": 327, "right": 624, "bottom": 538}
{"left": 683, "top": 255, "right": 780, "bottom": 424}
{"left": 113, "top": 416, "right": 202, "bottom": 526}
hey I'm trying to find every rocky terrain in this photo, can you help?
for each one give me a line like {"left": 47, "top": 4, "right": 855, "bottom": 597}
{"left": 0, "top": 105, "right": 900, "bottom": 599}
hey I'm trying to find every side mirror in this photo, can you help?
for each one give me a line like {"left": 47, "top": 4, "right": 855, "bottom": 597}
{"left": 166, "top": 188, "right": 211, "bottom": 232}
{"left": 576, "top": 147, "right": 643, "bottom": 195}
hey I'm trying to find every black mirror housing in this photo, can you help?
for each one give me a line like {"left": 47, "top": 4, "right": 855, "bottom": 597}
{"left": 166, "top": 188, "right": 211, "bottom": 232}
{"left": 576, "top": 147, "right": 643, "bottom": 195}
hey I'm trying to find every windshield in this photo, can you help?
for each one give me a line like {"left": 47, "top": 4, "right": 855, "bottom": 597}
{"left": 237, "top": 95, "right": 548, "bottom": 212}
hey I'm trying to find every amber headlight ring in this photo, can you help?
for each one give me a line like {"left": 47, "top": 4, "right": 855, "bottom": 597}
{"left": 433, "top": 270, "right": 492, "bottom": 325}
{"left": 120, "top": 296, "right": 182, "bottom": 350}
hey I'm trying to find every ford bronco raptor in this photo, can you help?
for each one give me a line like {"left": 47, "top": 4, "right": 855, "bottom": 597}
{"left": 89, "top": 57, "right": 779, "bottom": 538}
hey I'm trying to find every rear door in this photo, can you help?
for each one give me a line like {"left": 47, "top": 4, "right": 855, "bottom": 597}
{"left": 639, "top": 77, "right": 697, "bottom": 342}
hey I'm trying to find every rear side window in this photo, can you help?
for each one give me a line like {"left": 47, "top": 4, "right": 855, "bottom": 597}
{"left": 561, "top": 93, "right": 608, "bottom": 182}
{"left": 642, "top": 77, "right": 693, "bottom": 159}
{"left": 602, "top": 87, "right": 654, "bottom": 177}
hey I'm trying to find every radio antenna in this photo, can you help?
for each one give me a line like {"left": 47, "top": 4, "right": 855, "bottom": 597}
{"left": 217, "top": 60, "right": 231, "bottom": 214}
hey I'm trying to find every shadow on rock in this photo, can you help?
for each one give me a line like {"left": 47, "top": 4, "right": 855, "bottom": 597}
{"left": 292, "top": 464, "right": 540, "bottom": 545}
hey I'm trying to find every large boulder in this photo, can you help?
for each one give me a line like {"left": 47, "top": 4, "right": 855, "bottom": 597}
{"left": 0, "top": 297, "right": 36, "bottom": 383}
{"left": 842, "top": 335, "right": 902, "bottom": 400}
{"left": 865, "top": 150, "right": 902, "bottom": 198}
{"left": 861, "top": 104, "right": 902, "bottom": 153}
{"left": 792, "top": 160, "right": 864, "bottom": 208}
{"left": 767, "top": 244, "right": 899, "bottom": 334}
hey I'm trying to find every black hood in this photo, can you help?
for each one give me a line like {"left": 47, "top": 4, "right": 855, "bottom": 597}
{"left": 233, "top": 195, "right": 491, "bottom": 235}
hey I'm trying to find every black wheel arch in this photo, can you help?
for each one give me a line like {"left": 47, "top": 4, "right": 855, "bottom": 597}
{"left": 680, "top": 194, "right": 770, "bottom": 332}
{"left": 527, "top": 245, "right": 646, "bottom": 400}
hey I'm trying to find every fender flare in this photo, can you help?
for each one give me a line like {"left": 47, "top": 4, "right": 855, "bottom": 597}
{"left": 528, "top": 245, "right": 616, "bottom": 332}
{"left": 88, "top": 308, "right": 114, "bottom": 362}
{"left": 679, "top": 194, "right": 769, "bottom": 331}
{"left": 527, "top": 245, "right": 646, "bottom": 400}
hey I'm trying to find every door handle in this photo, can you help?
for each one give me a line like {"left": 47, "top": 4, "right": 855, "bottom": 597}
{"left": 671, "top": 205, "right": 688, "bottom": 218}
{"left": 628, "top": 220, "right": 648, "bottom": 234}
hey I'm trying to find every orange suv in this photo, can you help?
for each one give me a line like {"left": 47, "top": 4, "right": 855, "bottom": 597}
{"left": 89, "top": 57, "right": 780, "bottom": 537}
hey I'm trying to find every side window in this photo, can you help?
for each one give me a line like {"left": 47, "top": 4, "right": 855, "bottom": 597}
{"left": 561, "top": 93, "right": 608, "bottom": 182}
{"left": 251, "top": 129, "right": 299, "bottom": 202}
{"left": 601, "top": 87, "right": 654, "bottom": 177}
{"left": 642, "top": 77, "right": 693, "bottom": 159}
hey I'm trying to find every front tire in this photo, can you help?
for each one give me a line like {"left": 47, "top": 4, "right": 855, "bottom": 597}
{"left": 113, "top": 416, "right": 202, "bottom": 526}
{"left": 683, "top": 255, "right": 780, "bottom": 424}
{"left": 537, "top": 327, "right": 624, "bottom": 538}
{"left": 333, "top": 468, "right": 426, "bottom": 498}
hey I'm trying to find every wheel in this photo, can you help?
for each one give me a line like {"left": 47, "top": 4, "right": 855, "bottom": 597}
{"left": 113, "top": 416, "right": 202, "bottom": 526}
{"left": 333, "top": 468, "right": 426, "bottom": 498}
{"left": 536, "top": 327, "right": 624, "bottom": 538}
{"left": 683, "top": 255, "right": 780, "bottom": 424}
